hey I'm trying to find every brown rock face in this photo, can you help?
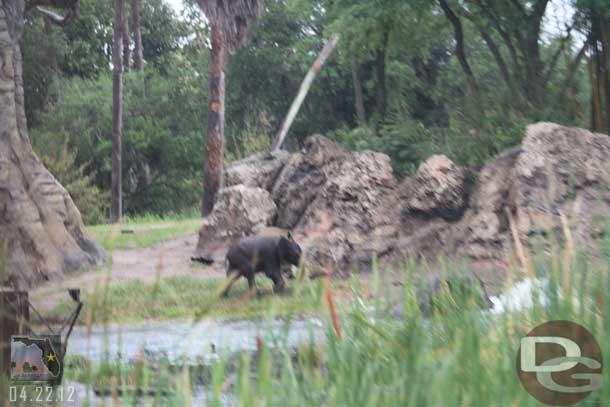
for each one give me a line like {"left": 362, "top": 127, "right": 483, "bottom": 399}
{"left": 194, "top": 185, "right": 277, "bottom": 262}
{"left": 0, "top": 4, "right": 104, "bottom": 288}
{"left": 512, "top": 123, "right": 610, "bottom": 249}
{"left": 402, "top": 154, "right": 468, "bottom": 220}
{"left": 196, "top": 123, "right": 610, "bottom": 290}
{"left": 225, "top": 150, "right": 290, "bottom": 191}
{"left": 268, "top": 135, "right": 399, "bottom": 274}
{"left": 396, "top": 123, "right": 610, "bottom": 291}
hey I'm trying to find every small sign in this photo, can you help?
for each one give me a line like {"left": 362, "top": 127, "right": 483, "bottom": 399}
{"left": 10, "top": 335, "right": 62, "bottom": 384}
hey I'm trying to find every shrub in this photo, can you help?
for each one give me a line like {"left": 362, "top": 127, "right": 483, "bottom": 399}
{"left": 34, "top": 139, "right": 108, "bottom": 224}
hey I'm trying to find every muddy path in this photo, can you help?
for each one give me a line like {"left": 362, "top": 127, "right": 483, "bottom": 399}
{"left": 31, "top": 234, "right": 224, "bottom": 312}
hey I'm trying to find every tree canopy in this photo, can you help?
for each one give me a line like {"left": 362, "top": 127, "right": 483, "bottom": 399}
{"left": 22, "top": 0, "right": 604, "bottom": 221}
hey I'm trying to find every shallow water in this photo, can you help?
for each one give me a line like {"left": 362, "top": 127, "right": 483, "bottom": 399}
{"left": 67, "top": 317, "right": 324, "bottom": 365}
{"left": 66, "top": 277, "right": 547, "bottom": 365}
{"left": 66, "top": 317, "right": 325, "bottom": 405}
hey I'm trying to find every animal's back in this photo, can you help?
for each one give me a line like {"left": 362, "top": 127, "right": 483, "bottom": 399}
{"left": 231, "top": 235, "right": 280, "bottom": 254}
{"left": 226, "top": 236, "right": 281, "bottom": 272}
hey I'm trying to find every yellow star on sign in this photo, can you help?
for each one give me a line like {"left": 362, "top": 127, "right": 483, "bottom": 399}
{"left": 46, "top": 353, "right": 56, "bottom": 362}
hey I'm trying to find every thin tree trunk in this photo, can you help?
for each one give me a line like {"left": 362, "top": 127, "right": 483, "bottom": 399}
{"left": 375, "top": 32, "right": 388, "bottom": 125}
{"left": 111, "top": 0, "right": 124, "bottom": 223}
{"left": 589, "top": 50, "right": 603, "bottom": 133}
{"left": 559, "top": 37, "right": 588, "bottom": 100}
{"left": 131, "top": 0, "right": 143, "bottom": 69}
{"left": 43, "top": 17, "right": 60, "bottom": 105}
{"left": 478, "top": 28, "right": 511, "bottom": 89}
{"left": 122, "top": 1, "right": 130, "bottom": 72}
{"left": 562, "top": 39, "right": 581, "bottom": 120}
{"left": 43, "top": 18, "right": 58, "bottom": 73}
{"left": 439, "top": 0, "right": 478, "bottom": 96}
{"left": 271, "top": 33, "right": 339, "bottom": 152}
{"left": 601, "top": 18, "right": 610, "bottom": 134}
{"left": 202, "top": 22, "right": 228, "bottom": 216}
{"left": 524, "top": 39, "right": 545, "bottom": 109}
{"left": 603, "top": 60, "right": 610, "bottom": 134}
{"left": 351, "top": 59, "right": 366, "bottom": 125}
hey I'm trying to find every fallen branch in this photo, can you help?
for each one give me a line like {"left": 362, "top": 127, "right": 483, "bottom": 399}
{"left": 272, "top": 33, "right": 340, "bottom": 151}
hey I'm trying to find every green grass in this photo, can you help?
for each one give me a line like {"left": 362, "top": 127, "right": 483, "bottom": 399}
{"left": 48, "top": 274, "right": 354, "bottom": 324}
{"left": 87, "top": 217, "right": 201, "bottom": 251}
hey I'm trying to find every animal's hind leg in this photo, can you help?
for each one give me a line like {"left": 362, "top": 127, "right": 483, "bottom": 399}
{"left": 221, "top": 272, "right": 241, "bottom": 297}
{"left": 246, "top": 274, "right": 261, "bottom": 296}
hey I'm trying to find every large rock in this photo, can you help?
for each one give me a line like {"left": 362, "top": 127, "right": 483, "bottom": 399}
{"left": 395, "top": 123, "right": 610, "bottom": 291}
{"left": 225, "top": 150, "right": 290, "bottom": 191}
{"left": 272, "top": 135, "right": 349, "bottom": 229}
{"left": 512, "top": 123, "right": 610, "bottom": 247}
{"left": 194, "top": 185, "right": 277, "bottom": 262}
{"left": 402, "top": 155, "right": 468, "bottom": 220}
{"left": 271, "top": 135, "right": 399, "bottom": 273}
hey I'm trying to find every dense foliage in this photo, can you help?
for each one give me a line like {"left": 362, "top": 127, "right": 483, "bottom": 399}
{"left": 23, "top": 0, "right": 606, "bottom": 221}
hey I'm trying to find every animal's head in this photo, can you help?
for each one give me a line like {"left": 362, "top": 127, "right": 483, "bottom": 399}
{"left": 278, "top": 232, "right": 302, "bottom": 266}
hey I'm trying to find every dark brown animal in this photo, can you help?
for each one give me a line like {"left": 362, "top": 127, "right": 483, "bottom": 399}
{"left": 222, "top": 233, "right": 302, "bottom": 297}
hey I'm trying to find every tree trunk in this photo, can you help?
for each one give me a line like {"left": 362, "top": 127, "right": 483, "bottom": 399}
{"left": 43, "top": 18, "right": 58, "bottom": 73}
{"left": 562, "top": 39, "right": 582, "bottom": 121}
{"left": 122, "top": 0, "right": 130, "bottom": 72}
{"left": 131, "top": 0, "right": 143, "bottom": 69}
{"left": 589, "top": 49, "right": 604, "bottom": 133}
{"left": 43, "top": 17, "right": 60, "bottom": 105}
{"left": 201, "top": 22, "right": 228, "bottom": 216}
{"left": 375, "top": 37, "right": 387, "bottom": 125}
{"left": 600, "top": 18, "right": 610, "bottom": 134}
{"left": 439, "top": 0, "right": 478, "bottom": 97}
{"left": 351, "top": 58, "right": 366, "bottom": 125}
{"left": 0, "top": 0, "right": 104, "bottom": 288}
{"left": 523, "top": 38, "right": 545, "bottom": 109}
{"left": 111, "top": 0, "right": 124, "bottom": 223}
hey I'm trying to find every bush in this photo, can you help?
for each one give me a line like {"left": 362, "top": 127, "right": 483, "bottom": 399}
{"left": 34, "top": 139, "right": 108, "bottom": 224}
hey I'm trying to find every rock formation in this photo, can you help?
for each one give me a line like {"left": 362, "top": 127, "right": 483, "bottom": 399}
{"left": 195, "top": 123, "right": 610, "bottom": 291}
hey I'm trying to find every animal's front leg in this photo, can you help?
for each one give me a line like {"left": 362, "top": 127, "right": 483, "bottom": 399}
{"left": 246, "top": 274, "right": 263, "bottom": 297}
{"left": 269, "top": 271, "right": 286, "bottom": 293}
{"left": 221, "top": 272, "right": 241, "bottom": 297}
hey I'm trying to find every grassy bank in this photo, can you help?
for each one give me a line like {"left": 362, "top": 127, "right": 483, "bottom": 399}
{"left": 87, "top": 214, "right": 201, "bottom": 251}
{"left": 48, "top": 274, "right": 356, "bottom": 324}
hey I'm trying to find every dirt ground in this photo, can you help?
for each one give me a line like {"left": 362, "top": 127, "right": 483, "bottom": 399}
{"left": 31, "top": 234, "right": 224, "bottom": 312}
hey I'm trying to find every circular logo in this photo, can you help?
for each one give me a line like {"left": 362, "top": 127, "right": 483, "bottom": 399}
{"left": 516, "top": 320, "right": 603, "bottom": 405}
